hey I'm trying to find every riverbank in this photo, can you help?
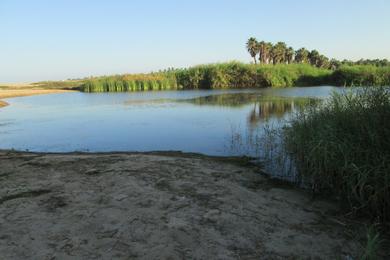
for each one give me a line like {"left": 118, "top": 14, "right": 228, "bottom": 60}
{"left": 0, "top": 100, "right": 8, "bottom": 108}
{"left": 0, "top": 150, "right": 381, "bottom": 259}
{"left": 0, "top": 84, "right": 76, "bottom": 108}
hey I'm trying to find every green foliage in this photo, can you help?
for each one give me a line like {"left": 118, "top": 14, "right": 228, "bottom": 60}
{"left": 174, "top": 62, "right": 331, "bottom": 89}
{"left": 284, "top": 87, "right": 390, "bottom": 222}
{"left": 81, "top": 73, "right": 179, "bottom": 92}
{"left": 79, "top": 62, "right": 390, "bottom": 93}
{"left": 331, "top": 65, "right": 390, "bottom": 86}
{"left": 361, "top": 225, "right": 381, "bottom": 260}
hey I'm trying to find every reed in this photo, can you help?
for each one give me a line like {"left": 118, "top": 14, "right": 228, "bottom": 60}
{"left": 81, "top": 73, "right": 179, "bottom": 92}
{"left": 175, "top": 62, "right": 332, "bottom": 89}
{"left": 283, "top": 87, "right": 390, "bottom": 221}
{"left": 331, "top": 65, "right": 390, "bottom": 86}
{"left": 79, "top": 62, "right": 390, "bottom": 92}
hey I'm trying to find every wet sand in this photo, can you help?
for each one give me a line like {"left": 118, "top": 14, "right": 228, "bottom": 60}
{"left": 0, "top": 150, "right": 369, "bottom": 259}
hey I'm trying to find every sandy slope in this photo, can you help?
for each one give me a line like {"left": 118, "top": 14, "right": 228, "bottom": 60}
{"left": 0, "top": 151, "right": 366, "bottom": 259}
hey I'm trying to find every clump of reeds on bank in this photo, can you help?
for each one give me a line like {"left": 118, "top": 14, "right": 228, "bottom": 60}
{"left": 82, "top": 73, "right": 179, "bottom": 92}
{"left": 284, "top": 87, "right": 390, "bottom": 222}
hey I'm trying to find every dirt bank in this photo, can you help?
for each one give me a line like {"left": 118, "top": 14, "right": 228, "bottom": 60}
{"left": 0, "top": 151, "right": 371, "bottom": 259}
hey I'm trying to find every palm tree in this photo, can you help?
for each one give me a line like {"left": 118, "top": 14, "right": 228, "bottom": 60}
{"left": 257, "top": 41, "right": 265, "bottom": 64}
{"left": 264, "top": 42, "right": 273, "bottom": 64}
{"left": 309, "top": 50, "right": 320, "bottom": 67}
{"left": 246, "top": 37, "right": 259, "bottom": 64}
{"left": 270, "top": 42, "right": 287, "bottom": 64}
{"left": 317, "top": 55, "right": 330, "bottom": 68}
{"left": 295, "top": 48, "right": 310, "bottom": 63}
{"left": 285, "top": 47, "right": 294, "bottom": 64}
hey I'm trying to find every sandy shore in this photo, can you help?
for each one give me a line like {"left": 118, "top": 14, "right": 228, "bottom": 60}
{"left": 0, "top": 150, "right": 373, "bottom": 259}
{"left": 0, "top": 100, "right": 9, "bottom": 108}
{"left": 0, "top": 88, "right": 75, "bottom": 108}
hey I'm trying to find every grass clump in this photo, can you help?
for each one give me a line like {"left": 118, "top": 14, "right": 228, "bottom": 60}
{"left": 82, "top": 73, "right": 178, "bottom": 92}
{"left": 284, "top": 87, "right": 390, "bottom": 222}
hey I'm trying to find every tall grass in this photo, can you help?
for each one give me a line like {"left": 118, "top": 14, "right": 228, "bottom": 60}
{"left": 175, "top": 62, "right": 331, "bottom": 89}
{"left": 361, "top": 225, "right": 382, "bottom": 260}
{"left": 284, "top": 87, "right": 390, "bottom": 221}
{"left": 331, "top": 65, "right": 390, "bottom": 86}
{"left": 79, "top": 62, "right": 390, "bottom": 92}
{"left": 82, "top": 73, "right": 178, "bottom": 92}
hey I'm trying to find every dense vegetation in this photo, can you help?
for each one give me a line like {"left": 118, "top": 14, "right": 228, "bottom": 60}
{"left": 284, "top": 87, "right": 390, "bottom": 222}
{"left": 174, "top": 62, "right": 331, "bottom": 89}
{"left": 246, "top": 37, "right": 390, "bottom": 70}
{"left": 330, "top": 65, "right": 390, "bottom": 86}
{"left": 80, "top": 62, "right": 332, "bottom": 92}
{"left": 80, "top": 62, "right": 389, "bottom": 92}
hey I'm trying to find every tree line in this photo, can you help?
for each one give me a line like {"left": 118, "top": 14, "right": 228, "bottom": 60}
{"left": 246, "top": 37, "right": 390, "bottom": 70}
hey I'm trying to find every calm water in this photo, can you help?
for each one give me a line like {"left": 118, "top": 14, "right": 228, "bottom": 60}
{"left": 0, "top": 86, "right": 342, "bottom": 156}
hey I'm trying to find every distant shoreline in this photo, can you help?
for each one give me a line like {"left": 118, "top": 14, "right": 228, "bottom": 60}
{"left": 0, "top": 88, "right": 76, "bottom": 108}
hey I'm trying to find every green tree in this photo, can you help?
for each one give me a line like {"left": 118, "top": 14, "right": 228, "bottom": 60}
{"left": 330, "top": 59, "right": 341, "bottom": 70}
{"left": 257, "top": 41, "right": 266, "bottom": 64}
{"left": 246, "top": 37, "right": 259, "bottom": 64}
{"left": 264, "top": 42, "right": 273, "bottom": 64}
{"left": 317, "top": 55, "right": 330, "bottom": 68}
{"left": 271, "top": 42, "right": 287, "bottom": 64}
{"left": 309, "top": 50, "right": 321, "bottom": 67}
{"left": 295, "top": 48, "right": 310, "bottom": 63}
{"left": 285, "top": 47, "right": 295, "bottom": 64}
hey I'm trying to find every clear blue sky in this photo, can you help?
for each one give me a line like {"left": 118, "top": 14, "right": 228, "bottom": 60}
{"left": 1, "top": 0, "right": 389, "bottom": 83}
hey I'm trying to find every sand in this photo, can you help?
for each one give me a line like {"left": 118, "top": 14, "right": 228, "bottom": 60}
{"left": 0, "top": 150, "right": 371, "bottom": 259}
{"left": 0, "top": 88, "right": 74, "bottom": 108}
{"left": 0, "top": 100, "right": 8, "bottom": 108}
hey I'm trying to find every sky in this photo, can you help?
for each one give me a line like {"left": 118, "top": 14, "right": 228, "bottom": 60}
{"left": 1, "top": 0, "right": 390, "bottom": 83}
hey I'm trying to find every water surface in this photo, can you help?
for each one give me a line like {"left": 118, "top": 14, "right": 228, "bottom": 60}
{"left": 0, "top": 86, "right": 341, "bottom": 156}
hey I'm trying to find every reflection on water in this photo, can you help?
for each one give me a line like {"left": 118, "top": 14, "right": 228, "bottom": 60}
{"left": 175, "top": 93, "right": 319, "bottom": 127}
{"left": 247, "top": 97, "right": 319, "bottom": 127}
{"left": 0, "top": 87, "right": 339, "bottom": 158}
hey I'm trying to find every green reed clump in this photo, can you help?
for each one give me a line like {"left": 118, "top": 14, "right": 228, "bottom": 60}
{"left": 174, "top": 62, "right": 331, "bottom": 89}
{"left": 331, "top": 65, "right": 390, "bottom": 86}
{"left": 81, "top": 73, "right": 178, "bottom": 92}
{"left": 284, "top": 87, "right": 390, "bottom": 221}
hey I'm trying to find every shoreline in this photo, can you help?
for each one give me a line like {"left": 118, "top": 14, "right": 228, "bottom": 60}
{"left": 0, "top": 150, "right": 372, "bottom": 258}
{"left": 0, "top": 88, "right": 76, "bottom": 108}
{"left": 0, "top": 100, "right": 9, "bottom": 108}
